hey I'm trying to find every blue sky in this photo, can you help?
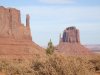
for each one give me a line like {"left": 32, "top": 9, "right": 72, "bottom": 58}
{"left": 0, "top": 0, "right": 100, "bottom": 46}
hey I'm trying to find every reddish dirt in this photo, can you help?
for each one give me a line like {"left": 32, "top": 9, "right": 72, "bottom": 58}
{"left": 0, "top": 72, "right": 5, "bottom": 75}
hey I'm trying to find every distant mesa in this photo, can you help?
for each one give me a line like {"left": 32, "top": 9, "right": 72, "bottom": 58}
{"left": 56, "top": 26, "right": 92, "bottom": 56}
{"left": 60, "top": 26, "right": 80, "bottom": 43}
{"left": 0, "top": 6, "right": 44, "bottom": 58}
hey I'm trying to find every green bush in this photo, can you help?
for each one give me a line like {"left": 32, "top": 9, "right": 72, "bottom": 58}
{"left": 46, "top": 39, "right": 54, "bottom": 55}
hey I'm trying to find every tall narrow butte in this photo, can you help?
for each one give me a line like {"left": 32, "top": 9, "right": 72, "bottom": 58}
{"left": 56, "top": 26, "right": 92, "bottom": 56}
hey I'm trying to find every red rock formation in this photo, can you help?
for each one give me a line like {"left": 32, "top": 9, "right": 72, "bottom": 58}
{"left": 0, "top": 6, "right": 32, "bottom": 41}
{"left": 56, "top": 26, "right": 92, "bottom": 56}
{"left": 0, "top": 6, "right": 44, "bottom": 58}
{"left": 60, "top": 26, "right": 80, "bottom": 43}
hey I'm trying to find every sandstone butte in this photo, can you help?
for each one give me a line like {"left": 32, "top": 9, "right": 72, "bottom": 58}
{"left": 55, "top": 26, "right": 92, "bottom": 56}
{"left": 0, "top": 6, "right": 44, "bottom": 59}
{"left": 0, "top": 6, "right": 93, "bottom": 58}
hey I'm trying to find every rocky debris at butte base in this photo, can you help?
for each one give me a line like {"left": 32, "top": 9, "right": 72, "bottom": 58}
{"left": 56, "top": 26, "right": 92, "bottom": 56}
{"left": 0, "top": 6, "right": 44, "bottom": 58}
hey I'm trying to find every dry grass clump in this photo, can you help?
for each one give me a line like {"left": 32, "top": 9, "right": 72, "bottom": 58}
{"left": 0, "top": 54, "right": 99, "bottom": 75}
{"left": 89, "top": 54, "right": 100, "bottom": 72}
{"left": 0, "top": 59, "right": 35, "bottom": 75}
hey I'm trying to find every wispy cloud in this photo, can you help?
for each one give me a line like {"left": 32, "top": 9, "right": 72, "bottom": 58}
{"left": 38, "top": 0, "right": 75, "bottom": 4}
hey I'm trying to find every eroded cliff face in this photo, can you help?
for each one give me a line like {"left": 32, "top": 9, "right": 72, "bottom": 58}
{"left": 0, "top": 6, "right": 44, "bottom": 58}
{"left": 0, "top": 6, "right": 32, "bottom": 41}
{"left": 56, "top": 26, "right": 92, "bottom": 56}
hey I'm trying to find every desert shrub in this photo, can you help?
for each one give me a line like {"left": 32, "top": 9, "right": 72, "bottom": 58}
{"left": 0, "top": 54, "right": 98, "bottom": 75}
{"left": 47, "top": 54, "right": 95, "bottom": 75}
{"left": 30, "top": 54, "right": 95, "bottom": 75}
{"left": 0, "top": 60, "right": 9, "bottom": 72}
{"left": 0, "top": 59, "right": 35, "bottom": 75}
{"left": 89, "top": 55, "right": 100, "bottom": 71}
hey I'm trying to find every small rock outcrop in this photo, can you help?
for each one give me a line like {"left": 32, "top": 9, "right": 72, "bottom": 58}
{"left": 56, "top": 26, "right": 92, "bottom": 56}
{"left": 0, "top": 6, "right": 44, "bottom": 58}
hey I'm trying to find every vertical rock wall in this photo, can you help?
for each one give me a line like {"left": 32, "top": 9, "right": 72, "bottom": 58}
{"left": 0, "top": 6, "right": 32, "bottom": 41}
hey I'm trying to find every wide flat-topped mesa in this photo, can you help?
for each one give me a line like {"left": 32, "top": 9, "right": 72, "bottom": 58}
{"left": 56, "top": 26, "right": 92, "bottom": 56}
{"left": 0, "top": 6, "right": 44, "bottom": 58}
{"left": 60, "top": 26, "right": 80, "bottom": 43}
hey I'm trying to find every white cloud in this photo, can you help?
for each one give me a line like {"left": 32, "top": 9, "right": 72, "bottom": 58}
{"left": 38, "top": 0, "right": 75, "bottom": 4}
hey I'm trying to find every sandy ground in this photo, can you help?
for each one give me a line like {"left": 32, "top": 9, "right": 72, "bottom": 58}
{"left": 0, "top": 72, "right": 5, "bottom": 75}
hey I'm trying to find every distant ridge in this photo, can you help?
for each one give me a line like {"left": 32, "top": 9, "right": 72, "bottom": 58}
{"left": 85, "top": 44, "right": 100, "bottom": 53}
